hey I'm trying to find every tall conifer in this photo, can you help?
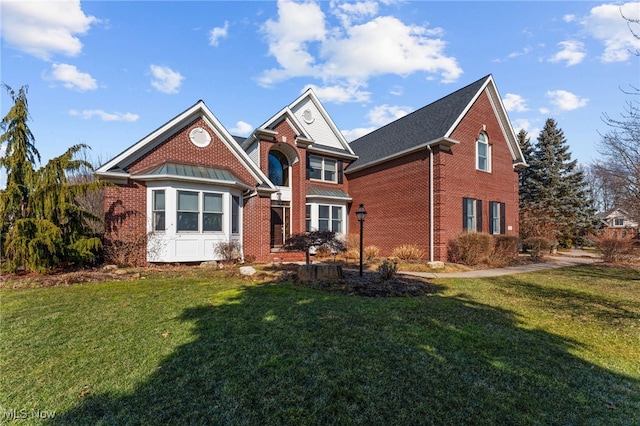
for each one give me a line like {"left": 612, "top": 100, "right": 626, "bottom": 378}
{"left": 520, "top": 118, "right": 595, "bottom": 246}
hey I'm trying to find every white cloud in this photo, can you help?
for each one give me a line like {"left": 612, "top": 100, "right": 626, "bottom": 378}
{"left": 229, "top": 121, "right": 253, "bottom": 136}
{"left": 563, "top": 14, "right": 577, "bottom": 23}
{"left": 50, "top": 63, "right": 97, "bottom": 91}
{"left": 1, "top": 0, "right": 97, "bottom": 60}
{"left": 343, "top": 127, "right": 376, "bottom": 142}
{"left": 69, "top": 109, "right": 139, "bottom": 122}
{"left": 330, "top": 0, "right": 379, "bottom": 27}
{"left": 546, "top": 90, "right": 589, "bottom": 111}
{"left": 367, "top": 104, "right": 412, "bottom": 126}
{"left": 304, "top": 82, "right": 371, "bottom": 103}
{"left": 259, "top": 0, "right": 462, "bottom": 98}
{"left": 209, "top": 21, "right": 229, "bottom": 46}
{"left": 549, "top": 40, "right": 586, "bottom": 66}
{"left": 581, "top": 2, "right": 640, "bottom": 62}
{"left": 502, "top": 93, "right": 528, "bottom": 112}
{"left": 149, "top": 65, "right": 184, "bottom": 94}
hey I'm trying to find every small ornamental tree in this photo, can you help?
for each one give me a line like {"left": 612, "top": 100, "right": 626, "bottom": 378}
{"left": 283, "top": 230, "right": 346, "bottom": 266}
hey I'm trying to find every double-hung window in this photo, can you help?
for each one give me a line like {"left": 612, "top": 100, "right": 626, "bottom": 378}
{"left": 152, "top": 190, "right": 166, "bottom": 231}
{"left": 476, "top": 133, "right": 491, "bottom": 172}
{"left": 463, "top": 197, "right": 483, "bottom": 232}
{"left": 308, "top": 155, "right": 338, "bottom": 183}
{"left": 231, "top": 196, "right": 240, "bottom": 234}
{"left": 308, "top": 203, "right": 344, "bottom": 233}
{"left": 614, "top": 218, "right": 624, "bottom": 227}
{"left": 177, "top": 190, "right": 224, "bottom": 232}
{"left": 489, "top": 201, "right": 506, "bottom": 234}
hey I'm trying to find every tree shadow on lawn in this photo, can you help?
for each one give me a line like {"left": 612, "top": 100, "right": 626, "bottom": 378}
{"left": 52, "top": 281, "right": 639, "bottom": 425}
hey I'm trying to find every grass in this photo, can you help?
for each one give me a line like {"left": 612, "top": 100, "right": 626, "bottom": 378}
{"left": 1, "top": 264, "right": 639, "bottom": 425}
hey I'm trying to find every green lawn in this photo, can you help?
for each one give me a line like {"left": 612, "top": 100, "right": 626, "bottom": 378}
{"left": 1, "top": 265, "right": 639, "bottom": 425}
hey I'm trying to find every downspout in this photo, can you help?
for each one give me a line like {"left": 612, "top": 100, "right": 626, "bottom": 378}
{"left": 427, "top": 145, "right": 434, "bottom": 262}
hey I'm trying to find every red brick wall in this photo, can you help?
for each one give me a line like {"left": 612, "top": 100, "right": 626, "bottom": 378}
{"left": 103, "top": 117, "right": 273, "bottom": 264}
{"left": 347, "top": 89, "right": 520, "bottom": 262}
{"left": 347, "top": 149, "right": 430, "bottom": 256}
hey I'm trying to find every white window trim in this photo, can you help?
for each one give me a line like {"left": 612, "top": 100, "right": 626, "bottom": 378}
{"left": 176, "top": 190, "right": 225, "bottom": 234}
{"left": 309, "top": 155, "right": 338, "bottom": 183}
{"left": 305, "top": 202, "right": 346, "bottom": 234}
{"left": 476, "top": 133, "right": 491, "bottom": 172}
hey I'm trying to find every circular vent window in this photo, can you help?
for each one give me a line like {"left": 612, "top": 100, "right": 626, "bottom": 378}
{"left": 302, "top": 109, "right": 314, "bottom": 124}
{"left": 189, "top": 127, "right": 212, "bottom": 147}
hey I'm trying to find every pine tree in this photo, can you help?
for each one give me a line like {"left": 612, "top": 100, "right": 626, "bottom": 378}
{"left": 0, "top": 84, "right": 106, "bottom": 272}
{"left": 520, "top": 118, "right": 596, "bottom": 247}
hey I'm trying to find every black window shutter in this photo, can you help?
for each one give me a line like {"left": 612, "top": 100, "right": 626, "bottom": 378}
{"left": 462, "top": 197, "right": 468, "bottom": 231}
{"left": 500, "top": 202, "right": 506, "bottom": 234}
{"left": 305, "top": 153, "right": 310, "bottom": 180}
{"left": 489, "top": 201, "right": 495, "bottom": 234}
{"left": 338, "top": 160, "right": 344, "bottom": 184}
{"left": 476, "top": 199, "right": 483, "bottom": 232}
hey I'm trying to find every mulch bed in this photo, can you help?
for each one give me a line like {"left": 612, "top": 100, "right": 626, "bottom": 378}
{"left": 292, "top": 269, "right": 440, "bottom": 297}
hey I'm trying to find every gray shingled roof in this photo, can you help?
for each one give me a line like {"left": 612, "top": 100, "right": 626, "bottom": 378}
{"left": 347, "top": 75, "right": 491, "bottom": 171}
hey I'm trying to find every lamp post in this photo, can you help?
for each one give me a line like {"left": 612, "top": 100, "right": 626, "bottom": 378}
{"left": 355, "top": 203, "right": 367, "bottom": 276}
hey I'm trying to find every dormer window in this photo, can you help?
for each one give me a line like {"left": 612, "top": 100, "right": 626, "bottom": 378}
{"left": 476, "top": 132, "right": 491, "bottom": 172}
{"left": 614, "top": 218, "right": 624, "bottom": 227}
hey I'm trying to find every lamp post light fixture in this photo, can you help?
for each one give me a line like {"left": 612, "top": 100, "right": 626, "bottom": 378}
{"left": 355, "top": 203, "right": 367, "bottom": 276}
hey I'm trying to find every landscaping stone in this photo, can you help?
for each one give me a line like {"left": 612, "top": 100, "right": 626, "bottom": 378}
{"left": 239, "top": 266, "right": 257, "bottom": 276}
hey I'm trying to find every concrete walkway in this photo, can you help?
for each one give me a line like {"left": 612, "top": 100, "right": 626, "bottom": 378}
{"left": 399, "top": 250, "right": 600, "bottom": 279}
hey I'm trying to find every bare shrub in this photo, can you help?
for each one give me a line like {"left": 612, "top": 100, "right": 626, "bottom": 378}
{"left": 523, "top": 237, "right": 552, "bottom": 260}
{"left": 594, "top": 237, "right": 635, "bottom": 263}
{"left": 447, "top": 233, "right": 493, "bottom": 266}
{"left": 104, "top": 229, "right": 148, "bottom": 267}
{"left": 344, "top": 248, "right": 360, "bottom": 264}
{"left": 364, "top": 245, "right": 380, "bottom": 261}
{"left": 378, "top": 258, "right": 398, "bottom": 280}
{"left": 314, "top": 244, "right": 332, "bottom": 259}
{"left": 345, "top": 233, "right": 360, "bottom": 250}
{"left": 392, "top": 244, "right": 424, "bottom": 262}
{"left": 214, "top": 241, "right": 242, "bottom": 264}
{"left": 488, "top": 235, "right": 520, "bottom": 267}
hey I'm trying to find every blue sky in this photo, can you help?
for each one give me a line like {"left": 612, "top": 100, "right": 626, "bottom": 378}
{"left": 1, "top": 0, "right": 639, "bottom": 187}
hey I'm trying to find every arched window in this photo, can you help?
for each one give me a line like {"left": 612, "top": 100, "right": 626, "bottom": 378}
{"left": 268, "top": 150, "right": 289, "bottom": 186}
{"left": 476, "top": 132, "right": 490, "bottom": 172}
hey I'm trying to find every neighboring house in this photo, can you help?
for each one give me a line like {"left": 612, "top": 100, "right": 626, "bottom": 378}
{"left": 96, "top": 74, "right": 524, "bottom": 264}
{"left": 595, "top": 208, "right": 640, "bottom": 241}
{"left": 347, "top": 74, "right": 526, "bottom": 261}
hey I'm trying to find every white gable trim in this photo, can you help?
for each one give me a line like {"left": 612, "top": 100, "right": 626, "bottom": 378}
{"left": 443, "top": 76, "right": 526, "bottom": 168}
{"left": 96, "top": 101, "right": 275, "bottom": 190}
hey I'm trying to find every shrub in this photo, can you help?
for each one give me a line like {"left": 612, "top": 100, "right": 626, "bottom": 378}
{"left": 364, "top": 245, "right": 380, "bottom": 261}
{"left": 488, "top": 235, "right": 520, "bottom": 267}
{"left": 214, "top": 241, "right": 242, "bottom": 264}
{"left": 391, "top": 244, "right": 424, "bottom": 262}
{"left": 523, "top": 237, "right": 552, "bottom": 260}
{"left": 378, "top": 258, "right": 398, "bottom": 280}
{"left": 447, "top": 233, "right": 493, "bottom": 266}
{"left": 594, "top": 237, "right": 635, "bottom": 263}
{"left": 314, "top": 244, "right": 332, "bottom": 259}
{"left": 345, "top": 233, "right": 360, "bottom": 250}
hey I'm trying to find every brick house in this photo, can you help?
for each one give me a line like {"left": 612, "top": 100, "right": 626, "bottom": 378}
{"left": 96, "top": 74, "right": 525, "bottom": 264}
{"left": 594, "top": 208, "right": 640, "bottom": 241}
{"left": 347, "top": 74, "right": 526, "bottom": 261}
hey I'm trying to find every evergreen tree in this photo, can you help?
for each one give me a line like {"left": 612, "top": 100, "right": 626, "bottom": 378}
{"left": 0, "top": 84, "right": 106, "bottom": 272}
{"left": 520, "top": 118, "right": 596, "bottom": 246}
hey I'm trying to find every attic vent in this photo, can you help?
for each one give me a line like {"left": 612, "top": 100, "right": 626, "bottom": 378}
{"left": 189, "top": 127, "right": 212, "bottom": 148}
{"left": 302, "top": 108, "right": 314, "bottom": 124}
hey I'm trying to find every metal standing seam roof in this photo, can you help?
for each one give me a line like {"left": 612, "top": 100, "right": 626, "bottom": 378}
{"left": 347, "top": 75, "right": 491, "bottom": 171}
{"left": 135, "top": 162, "right": 245, "bottom": 183}
{"left": 306, "top": 185, "right": 352, "bottom": 200}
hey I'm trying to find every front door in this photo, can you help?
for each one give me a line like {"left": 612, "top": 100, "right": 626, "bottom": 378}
{"left": 270, "top": 203, "right": 290, "bottom": 248}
